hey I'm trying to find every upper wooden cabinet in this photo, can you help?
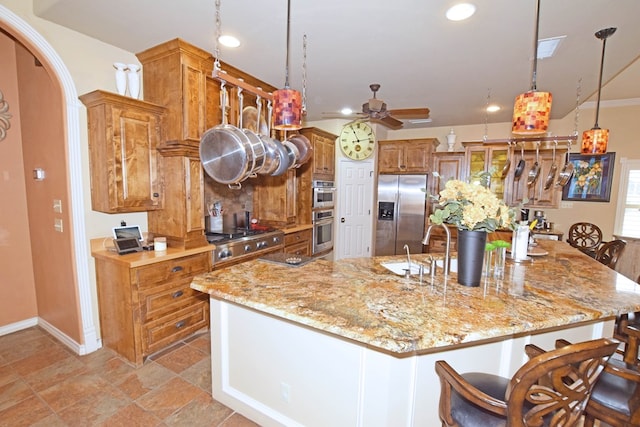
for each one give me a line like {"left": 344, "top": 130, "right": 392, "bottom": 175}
{"left": 461, "top": 141, "right": 566, "bottom": 209}
{"left": 463, "top": 142, "right": 509, "bottom": 200}
{"left": 79, "top": 90, "right": 165, "bottom": 213}
{"left": 299, "top": 127, "right": 337, "bottom": 179}
{"left": 505, "top": 147, "right": 566, "bottom": 208}
{"left": 378, "top": 138, "right": 439, "bottom": 174}
{"left": 429, "top": 152, "right": 464, "bottom": 197}
{"left": 136, "top": 38, "right": 214, "bottom": 146}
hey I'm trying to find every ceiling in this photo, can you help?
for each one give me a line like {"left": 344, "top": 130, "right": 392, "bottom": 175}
{"left": 33, "top": 0, "right": 640, "bottom": 129}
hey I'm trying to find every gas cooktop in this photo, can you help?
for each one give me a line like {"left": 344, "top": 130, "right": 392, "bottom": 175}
{"left": 205, "top": 227, "right": 277, "bottom": 244}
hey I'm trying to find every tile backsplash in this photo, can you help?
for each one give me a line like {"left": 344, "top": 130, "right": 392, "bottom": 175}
{"left": 204, "top": 175, "right": 254, "bottom": 230}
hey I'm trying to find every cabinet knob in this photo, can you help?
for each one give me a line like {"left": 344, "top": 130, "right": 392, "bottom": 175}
{"left": 171, "top": 266, "right": 184, "bottom": 273}
{"left": 175, "top": 320, "right": 186, "bottom": 329}
{"left": 153, "top": 192, "right": 159, "bottom": 198}
{"left": 171, "top": 290, "right": 184, "bottom": 299}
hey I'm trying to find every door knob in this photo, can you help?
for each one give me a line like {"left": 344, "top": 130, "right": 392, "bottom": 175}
{"left": 341, "top": 218, "right": 345, "bottom": 223}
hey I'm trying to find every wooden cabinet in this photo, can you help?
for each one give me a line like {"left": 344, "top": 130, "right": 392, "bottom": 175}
{"left": 94, "top": 252, "right": 210, "bottom": 366}
{"left": 378, "top": 138, "right": 439, "bottom": 174}
{"left": 284, "top": 229, "right": 312, "bottom": 256}
{"left": 299, "top": 127, "right": 336, "bottom": 179}
{"left": 253, "top": 169, "right": 298, "bottom": 227}
{"left": 429, "top": 152, "right": 465, "bottom": 197}
{"left": 79, "top": 90, "right": 165, "bottom": 213}
{"left": 136, "top": 38, "right": 214, "bottom": 146}
{"left": 463, "top": 142, "right": 509, "bottom": 200}
{"left": 148, "top": 143, "right": 207, "bottom": 248}
{"left": 505, "top": 147, "right": 565, "bottom": 208}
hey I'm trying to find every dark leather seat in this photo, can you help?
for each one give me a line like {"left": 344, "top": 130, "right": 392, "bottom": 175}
{"left": 435, "top": 338, "right": 619, "bottom": 426}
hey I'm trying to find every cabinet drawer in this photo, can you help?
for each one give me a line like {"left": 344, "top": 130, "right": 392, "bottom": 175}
{"left": 141, "top": 280, "right": 207, "bottom": 322}
{"left": 135, "top": 253, "right": 209, "bottom": 288}
{"left": 285, "top": 230, "right": 312, "bottom": 246}
{"left": 284, "top": 241, "right": 311, "bottom": 256}
{"left": 143, "top": 301, "right": 209, "bottom": 354}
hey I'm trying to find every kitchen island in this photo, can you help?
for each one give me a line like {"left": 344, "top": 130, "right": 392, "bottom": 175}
{"left": 191, "top": 240, "right": 640, "bottom": 426}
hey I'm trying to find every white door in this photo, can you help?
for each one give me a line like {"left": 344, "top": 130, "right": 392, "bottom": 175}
{"left": 336, "top": 159, "right": 374, "bottom": 260}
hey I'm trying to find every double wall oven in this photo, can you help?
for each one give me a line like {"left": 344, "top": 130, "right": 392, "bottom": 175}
{"left": 312, "top": 180, "right": 335, "bottom": 255}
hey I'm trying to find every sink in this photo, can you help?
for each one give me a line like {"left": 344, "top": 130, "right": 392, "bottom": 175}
{"left": 380, "top": 262, "right": 423, "bottom": 276}
{"left": 380, "top": 259, "right": 458, "bottom": 276}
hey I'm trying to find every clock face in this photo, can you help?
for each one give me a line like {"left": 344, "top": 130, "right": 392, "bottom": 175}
{"left": 339, "top": 122, "right": 376, "bottom": 160}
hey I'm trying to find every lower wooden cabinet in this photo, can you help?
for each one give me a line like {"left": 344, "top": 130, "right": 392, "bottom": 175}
{"left": 284, "top": 229, "right": 312, "bottom": 256}
{"left": 94, "top": 252, "right": 210, "bottom": 365}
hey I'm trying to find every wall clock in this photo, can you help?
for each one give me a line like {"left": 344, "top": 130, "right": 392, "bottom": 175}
{"left": 339, "top": 121, "right": 375, "bottom": 161}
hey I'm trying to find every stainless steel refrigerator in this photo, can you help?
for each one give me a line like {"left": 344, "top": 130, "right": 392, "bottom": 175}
{"left": 375, "top": 174, "right": 427, "bottom": 256}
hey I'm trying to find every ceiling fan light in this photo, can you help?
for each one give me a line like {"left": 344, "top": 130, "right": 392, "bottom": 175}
{"left": 581, "top": 128, "right": 608, "bottom": 154}
{"left": 512, "top": 90, "right": 552, "bottom": 134}
{"left": 272, "top": 88, "right": 302, "bottom": 130}
{"left": 341, "top": 107, "right": 353, "bottom": 115}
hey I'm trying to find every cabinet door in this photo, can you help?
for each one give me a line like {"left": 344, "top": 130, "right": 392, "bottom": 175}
{"left": 404, "top": 142, "right": 431, "bottom": 172}
{"left": 253, "top": 171, "right": 297, "bottom": 226}
{"left": 80, "top": 90, "right": 165, "bottom": 213}
{"left": 430, "top": 152, "right": 464, "bottom": 195}
{"left": 378, "top": 143, "right": 404, "bottom": 173}
{"left": 507, "top": 151, "right": 561, "bottom": 208}
{"left": 465, "top": 145, "right": 508, "bottom": 200}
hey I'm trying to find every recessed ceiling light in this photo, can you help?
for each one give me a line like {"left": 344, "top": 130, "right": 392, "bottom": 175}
{"left": 218, "top": 35, "right": 240, "bottom": 48}
{"left": 486, "top": 104, "right": 501, "bottom": 113}
{"left": 537, "top": 36, "right": 566, "bottom": 59}
{"left": 341, "top": 108, "right": 353, "bottom": 115}
{"left": 446, "top": 3, "right": 476, "bottom": 21}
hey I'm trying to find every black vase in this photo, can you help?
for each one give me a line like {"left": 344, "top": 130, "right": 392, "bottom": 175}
{"left": 457, "top": 229, "right": 487, "bottom": 287}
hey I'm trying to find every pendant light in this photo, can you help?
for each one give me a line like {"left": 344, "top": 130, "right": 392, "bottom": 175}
{"left": 581, "top": 27, "right": 616, "bottom": 154}
{"left": 512, "top": 0, "right": 552, "bottom": 135}
{"left": 272, "top": 0, "right": 302, "bottom": 130}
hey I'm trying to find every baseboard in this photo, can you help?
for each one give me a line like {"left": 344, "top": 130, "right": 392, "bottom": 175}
{"left": 0, "top": 317, "right": 38, "bottom": 336}
{"left": 0, "top": 317, "right": 102, "bottom": 356}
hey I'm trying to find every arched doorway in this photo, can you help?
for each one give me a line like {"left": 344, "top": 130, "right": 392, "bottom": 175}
{"left": 0, "top": 5, "right": 99, "bottom": 354}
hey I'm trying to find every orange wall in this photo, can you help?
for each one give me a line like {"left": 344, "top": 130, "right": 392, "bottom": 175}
{"left": 0, "top": 33, "right": 38, "bottom": 324}
{"left": 15, "top": 42, "right": 82, "bottom": 341}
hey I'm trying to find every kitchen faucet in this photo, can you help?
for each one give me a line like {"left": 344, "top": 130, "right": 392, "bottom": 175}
{"left": 403, "top": 244, "right": 412, "bottom": 272}
{"left": 422, "top": 224, "right": 451, "bottom": 276}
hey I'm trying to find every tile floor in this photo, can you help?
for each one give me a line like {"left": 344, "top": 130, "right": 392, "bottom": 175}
{"left": 0, "top": 327, "right": 260, "bottom": 427}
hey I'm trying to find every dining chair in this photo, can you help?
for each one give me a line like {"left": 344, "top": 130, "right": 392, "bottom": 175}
{"left": 555, "top": 328, "right": 640, "bottom": 427}
{"left": 434, "top": 337, "right": 619, "bottom": 427}
{"left": 567, "top": 222, "right": 603, "bottom": 257}
{"left": 594, "top": 239, "right": 626, "bottom": 270}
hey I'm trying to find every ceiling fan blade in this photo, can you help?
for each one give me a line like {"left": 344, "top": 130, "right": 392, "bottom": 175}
{"left": 387, "top": 108, "right": 430, "bottom": 119}
{"left": 371, "top": 115, "right": 404, "bottom": 130}
{"left": 321, "top": 112, "right": 367, "bottom": 119}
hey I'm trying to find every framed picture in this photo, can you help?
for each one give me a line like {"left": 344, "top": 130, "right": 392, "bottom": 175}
{"left": 562, "top": 152, "right": 616, "bottom": 202}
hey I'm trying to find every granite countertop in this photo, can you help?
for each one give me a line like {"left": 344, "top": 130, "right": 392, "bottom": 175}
{"left": 190, "top": 240, "right": 640, "bottom": 356}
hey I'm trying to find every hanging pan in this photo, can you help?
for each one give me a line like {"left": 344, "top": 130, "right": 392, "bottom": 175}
{"left": 513, "top": 143, "right": 526, "bottom": 179}
{"left": 556, "top": 141, "right": 575, "bottom": 187}
{"left": 543, "top": 141, "right": 558, "bottom": 190}
{"left": 527, "top": 142, "right": 541, "bottom": 187}
{"left": 500, "top": 141, "right": 512, "bottom": 178}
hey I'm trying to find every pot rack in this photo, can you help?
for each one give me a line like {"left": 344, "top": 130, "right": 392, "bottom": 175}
{"left": 212, "top": 67, "right": 274, "bottom": 102}
{"left": 482, "top": 134, "right": 578, "bottom": 145}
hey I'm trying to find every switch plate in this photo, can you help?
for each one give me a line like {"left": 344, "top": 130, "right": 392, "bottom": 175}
{"left": 53, "top": 199, "right": 62, "bottom": 213}
{"left": 280, "top": 382, "right": 291, "bottom": 403}
{"left": 54, "top": 218, "right": 63, "bottom": 232}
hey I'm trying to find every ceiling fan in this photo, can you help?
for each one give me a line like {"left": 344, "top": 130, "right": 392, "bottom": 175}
{"left": 324, "top": 84, "right": 431, "bottom": 129}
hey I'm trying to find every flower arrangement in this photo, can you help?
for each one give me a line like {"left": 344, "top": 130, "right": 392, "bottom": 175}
{"left": 429, "top": 178, "right": 515, "bottom": 232}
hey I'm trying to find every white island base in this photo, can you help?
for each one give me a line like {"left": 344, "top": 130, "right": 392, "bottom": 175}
{"left": 209, "top": 298, "right": 612, "bottom": 427}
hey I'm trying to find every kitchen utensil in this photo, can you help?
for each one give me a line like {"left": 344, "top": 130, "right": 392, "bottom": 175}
{"left": 270, "top": 138, "right": 290, "bottom": 176}
{"left": 513, "top": 143, "right": 526, "bottom": 179}
{"left": 556, "top": 141, "right": 575, "bottom": 186}
{"left": 199, "top": 85, "right": 255, "bottom": 187}
{"left": 283, "top": 139, "right": 300, "bottom": 169}
{"left": 288, "top": 134, "right": 313, "bottom": 166}
{"left": 527, "top": 143, "right": 541, "bottom": 186}
{"left": 543, "top": 142, "right": 558, "bottom": 190}
{"left": 500, "top": 142, "right": 512, "bottom": 178}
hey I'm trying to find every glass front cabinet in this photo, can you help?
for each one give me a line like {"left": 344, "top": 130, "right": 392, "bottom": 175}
{"left": 463, "top": 142, "right": 509, "bottom": 201}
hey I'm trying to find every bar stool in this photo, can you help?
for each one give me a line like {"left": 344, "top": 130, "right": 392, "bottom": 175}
{"left": 567, "top": 222, "right": 603, "bottom": 257}
{"left": 594, "top": 239, "right": 626, "bottom": 270}
{"left": 434, "top": 338, "right": 619, "bottom": 427}
{"left": 555, "top": 328, "right": 640, "bottom": 426}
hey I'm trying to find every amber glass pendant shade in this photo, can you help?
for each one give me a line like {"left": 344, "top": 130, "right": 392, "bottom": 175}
{"left": 272, "top": 88, "right": 302, "bottom": 130}
{"left": 581, "top": 128, "right": 609, "bottom": 154}
{"left": 512, "top": 90, "right": 552, "bottom": 134}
